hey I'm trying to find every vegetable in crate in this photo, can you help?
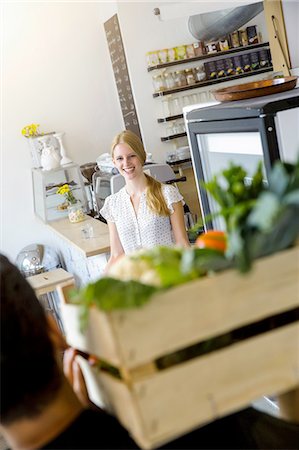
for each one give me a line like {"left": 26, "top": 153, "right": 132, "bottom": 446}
{"left": 70, "top": 245, "right": 228, "bottom": 328}
{"left": 200, "top": 158, "right": 299, "bottom": 272}
{"left": 195, "top": 230, "right": 227, "bottom": 253}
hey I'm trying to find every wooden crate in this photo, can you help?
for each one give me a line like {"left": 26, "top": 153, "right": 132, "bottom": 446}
{"left": 59, "top": 245, "right": 299, "bottom": 449}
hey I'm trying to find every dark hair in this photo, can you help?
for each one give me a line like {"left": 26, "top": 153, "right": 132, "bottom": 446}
{"left": 0, "top": 254, "right": 62, "bottom": 424}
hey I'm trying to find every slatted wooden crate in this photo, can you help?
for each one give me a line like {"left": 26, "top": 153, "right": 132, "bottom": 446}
{"left": 59, "top": 245, "right": 299, "bottom": 449}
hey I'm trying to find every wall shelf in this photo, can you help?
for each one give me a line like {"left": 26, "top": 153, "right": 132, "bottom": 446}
{"left": 167, "top": 157, "right": 192, "bottom": 166}
{"left": 161, "top": 132, "right": 187, "bottom": 142}
{"left": 153, "top": 67, "right": 273, "bottom": 98}
{"left": 157, "top": 114, "right": 183, "bottom": 123}
{"left": 148, "top": 42, "right": 270, "bottom": 72}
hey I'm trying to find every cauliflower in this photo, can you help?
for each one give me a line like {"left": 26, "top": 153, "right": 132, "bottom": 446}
{"left": 107, "top": 253, "right": 161, "bottom": 286}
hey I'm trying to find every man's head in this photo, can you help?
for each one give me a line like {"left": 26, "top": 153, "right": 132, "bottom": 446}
{"left": 0, "top": 254, "right": 62, "bottom": 425}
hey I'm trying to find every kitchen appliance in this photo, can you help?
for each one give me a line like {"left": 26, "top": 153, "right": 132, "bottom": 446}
{"left": 80, "top": 162, "right": 98, "bottom": 214}
{"left": 185, "top": 88, "right": 299, "bottom": 230}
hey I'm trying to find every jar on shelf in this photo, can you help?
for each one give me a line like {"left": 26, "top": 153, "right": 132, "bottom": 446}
{"left": 164, "top": 71, "right": 176, "bottom": 90}
{"left": 152, "top": 74, "right": 166, "bottom": 93}
{"left": 167, "top": 47, "right": 176, "bottom": 62}
{"left": 158, "top": 48, "right": 168, "bottom": 64}
{"left": 171, "top": 97, "right": 183, "bottom": 115}
{"left": 194, "top": 66, "right": 206, "bottom": 82}
{"left": 174, "top": 70, "right": 187, "bottom": 87}
{"left": 146, "top": 51, "right": 159, "bottom": 67}
{"left": 239, "top": 29, "right": 248, "bottom": 47}
{"left": 162, "top": 97, "right": 172, "bottom": 117}
{"left": 185, "top": 68, "right": 196, "bottom": 85}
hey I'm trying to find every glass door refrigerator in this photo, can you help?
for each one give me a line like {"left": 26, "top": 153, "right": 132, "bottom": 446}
{"left": 185, "top": 88, "right": 299, "bottom": 230}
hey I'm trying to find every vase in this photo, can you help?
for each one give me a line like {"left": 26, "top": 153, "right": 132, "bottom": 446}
{"left": 54, "top": 132, "right": 72, "bottom": 165}
{"left": 68, "top": 202, "right": 85, "bottom": 223}
{"left": 39, "top": 136, "right": 61, "bottom": 171}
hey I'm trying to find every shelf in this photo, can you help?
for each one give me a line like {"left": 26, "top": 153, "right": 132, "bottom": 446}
{"left": 157, "top": 114, "right": 183, "bottom": 123}
{"left": 153, "top": 67, "right": 273, "bottom": 97}
{"left": 166, "top": 158, "right": 192, "bottom": 166}
{"left": 161, "top": 132, "right": 187, "bottom": 142}
{"left": 148, "top": 42, "right": 269, "bottom": 72}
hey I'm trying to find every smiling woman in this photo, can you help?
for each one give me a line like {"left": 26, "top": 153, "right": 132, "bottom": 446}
{"left": 100, "top": 130, "right": 190, "bottom": 271}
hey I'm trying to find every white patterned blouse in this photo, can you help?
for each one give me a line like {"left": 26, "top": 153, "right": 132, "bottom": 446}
{"left": 100, "top": 184, "right": 184, "bottom": 254}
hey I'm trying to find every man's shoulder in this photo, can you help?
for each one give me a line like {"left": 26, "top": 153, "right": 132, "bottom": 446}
{"left": 42, "top": 408, "right": 138, "bottom": 449}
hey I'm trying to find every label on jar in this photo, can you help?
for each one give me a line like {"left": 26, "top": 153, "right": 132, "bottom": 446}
{"left": 258, "top": 49, "right": 270, "bottom": 67}
{"left": 158, "top": 49, "right": 168, "bottom": 64}
{"left": 216, "top": 59, "right": 226, "bottom": 78}
{"left": 193, "top": 41, "right": 205, "bottom": 56}
{"left": 204, "top": 61, "right": 217, "bottom": 79}
{"left": 186, "top": 44, "right": 195, "bottom": 58}
{"left": 175, "top": 45, "right": 187, "bottom": 60}
{"left": 185, "top": 69, "right": 195, "bottom": 85}
{"left": 206, "top": 41, "right": 218, "bottom": 53}
{"left": 232, "top": 55, "right": 244, "bottom": 74}
{"left": 241, "top": 53, "right": 251, "bottom": 72}
{"left": 224, "top": 58, "right": 235, "bottom": 76}
{"left": 167, "top": 48, "right": 176, "bottom": 62}
{"left": 239, "top": 29, "right": 248, "bottom": 47}
{"left": 250, "top": 51, "right": 260, "bottom": 70}
{"left": 219, "top": 39, "right": 230, "bottom": 52}
{"left": 146, "top": 51, "right": 159, "bottom": 67}
{"left": 246, "top": 26, "right": 259, "bottom": 45}
{"left": 230, "top": 31, "right": 240, "bottom": 48}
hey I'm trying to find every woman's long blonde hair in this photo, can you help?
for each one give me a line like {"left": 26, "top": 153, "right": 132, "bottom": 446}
{"left": 111, "top": 130, "right": 170, "bottom": 217}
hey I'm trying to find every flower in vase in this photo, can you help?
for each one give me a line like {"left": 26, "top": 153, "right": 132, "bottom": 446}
{"left": 21, "top": 123, "right": 41, "bottom": 138}
{"left": 56, "top": 184, "right": 77, "bottom": 206}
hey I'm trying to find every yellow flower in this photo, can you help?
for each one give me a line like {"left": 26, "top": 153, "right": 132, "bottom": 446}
{"left": 56, "top": 184, "right": 77, "bottom": 205}
{"left": 21, "top": 123, "right": 41, "bottom": 138}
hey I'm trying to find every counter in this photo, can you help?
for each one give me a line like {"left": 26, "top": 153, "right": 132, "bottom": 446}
{"left": 49, "top": 216, "right": 110, "bottom": 257}
{"left": 48, "top": 216, "right": 110, "bottom": 286}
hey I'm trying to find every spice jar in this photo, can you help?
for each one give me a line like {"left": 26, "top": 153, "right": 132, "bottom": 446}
{"left": 194, "top": 66, "right": 206, "bottom": 82}
{"left": 158, "top": 49, "right": 168, "bottom": 64}
{"left": 185, "top": 68, "right": 196, "bottom": 85}
{"left": 164, "top": 71, "right": 176, "bottom": 90}
{"left": 174, "top": 70, "right": 187, "bottom": 87}
{"left": 152, "top": 74, "right": 166, "bottom": 93}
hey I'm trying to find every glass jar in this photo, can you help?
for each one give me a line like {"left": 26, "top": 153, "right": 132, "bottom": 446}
{"left": 185, "top": 68, "right": 196, "bottom": 85}
{"left": 194, "top": 66, "right": 206, "bottom": 82}
{"left": 174, "top": 70, "right": 187, "bottom": 87}
{"left": 68, "top": 202, "right": 85, "bottom": 223}
{"left": 152, "top": 74, "right": 166, "bottom": 93}
{"left": 164, "top": 71, "right": 176, "bottom": 90}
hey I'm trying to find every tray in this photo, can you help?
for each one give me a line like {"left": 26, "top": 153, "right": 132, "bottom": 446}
{"left": 212, "top": 76, "right": 297, "bottom": 102}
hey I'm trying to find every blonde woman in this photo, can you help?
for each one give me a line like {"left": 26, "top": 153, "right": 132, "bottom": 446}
{"left": 100, "top": 130, "right": 190, "bottom": 269}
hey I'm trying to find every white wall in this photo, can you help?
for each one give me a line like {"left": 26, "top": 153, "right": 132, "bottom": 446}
{"left": 1, "top": 2, "right": 122, "bottom": 260}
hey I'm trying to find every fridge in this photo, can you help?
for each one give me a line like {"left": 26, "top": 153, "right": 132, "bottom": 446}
{"left": 185, "top": 88, "right": 299, "bottom": 230}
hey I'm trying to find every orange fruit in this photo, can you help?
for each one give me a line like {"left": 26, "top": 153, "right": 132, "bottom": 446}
{"left": 195, "top": 230, "right": 227, "bottom": 253}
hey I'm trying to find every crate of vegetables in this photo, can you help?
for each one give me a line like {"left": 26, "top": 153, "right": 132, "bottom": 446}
{"left": 59, "top": 159, "right": 299, "bottom": 449}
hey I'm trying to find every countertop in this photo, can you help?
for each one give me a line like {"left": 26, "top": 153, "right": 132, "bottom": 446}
{"left": 48, "top": 216, "right": 110, "bottom": 257}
